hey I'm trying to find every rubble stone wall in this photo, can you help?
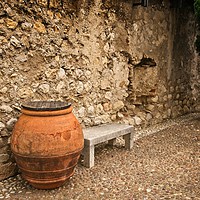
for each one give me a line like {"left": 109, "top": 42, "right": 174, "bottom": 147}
{"left": 0, "top": 0, "right": 199, "bottom": 180}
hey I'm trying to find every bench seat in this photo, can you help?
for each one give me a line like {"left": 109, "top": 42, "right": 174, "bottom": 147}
{"left": 82, "top": 123, "right": 134, "bottom": 168}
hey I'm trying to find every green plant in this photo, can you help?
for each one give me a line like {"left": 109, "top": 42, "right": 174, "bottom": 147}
{"left": 194, "top": 0, "right": 200, "bottom": 23}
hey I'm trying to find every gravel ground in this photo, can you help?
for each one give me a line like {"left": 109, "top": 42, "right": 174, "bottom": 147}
{"left": 0, "top": 113, "right": 200, "bottom": 200}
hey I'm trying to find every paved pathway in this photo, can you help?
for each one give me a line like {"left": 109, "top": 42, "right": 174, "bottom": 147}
{"left": 0, "top": 113, "right": 200, "bottom": 199}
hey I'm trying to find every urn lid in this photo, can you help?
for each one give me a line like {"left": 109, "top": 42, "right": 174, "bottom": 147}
{"left": 21, "top": 101, "right": 71, "bottom": 111}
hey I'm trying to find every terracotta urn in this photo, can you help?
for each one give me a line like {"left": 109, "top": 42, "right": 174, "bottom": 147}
{"left": 11, "top": 101, "right": 84, "bottom": 189}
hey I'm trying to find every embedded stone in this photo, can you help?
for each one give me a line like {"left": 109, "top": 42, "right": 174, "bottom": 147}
{"left": 0, "top": 162, "right": 17, "bottom": 181}
{"left": 21, "top": 22, "right": 32, "bottom": 31}
{"left": 96, "top": 104, "right": 104, "bottom": 114}
{"left": 6, "top": 19, "right": 18, "bottom": 29}
{"left": 155, "top": 112, "right": 161, "bottom": 119}
{"left": 15, "top": 53, "right": 27, "bottom": 62}
{"left": 111, "top": 114, "right": 117, "bottom": 121}
{"left": 78, "top": 107, "right": 85, "bottom": 118}
{"left": 21, "top": 35, "right": 30, "bottom": 48}
{"left": 10, "top": 36, "right": 21, "bottom": 48}
{"left": 101, "top": 79, "right": 110, "bottom": 90}
{"left": 126, "top": 105, "right": 136, "bottom": 112}
{"left": 133, "top": 116, "right": 142, "bottom": 125}
{"left": 176, "top": 94, "right": 180, "bottom": 99}
{"left": 87, "top": 106, "right": 95, "bottom": 116}
{"left": 0, "top": 122, "right": 5, "bottom": 131}
{"left": 47, "top": 10, "right": 54, "bottom": 19}
{"left": 0, "top": 146, "right": 8, "bottom": 154}
{"left": 83, "top": 118, "right": 93, "bottom": 126}
{"left": 6, "top": 7, "right": 16, "bottom": 17}
{"left": 158, "top": 104, "right": 164, "bottom": 111}
{"left": 145, "top": 104, "right": 154, "bottom": 112}
{"left": 0, "top": 130, "right": 10, "bottom": 137}
{"left": 0, "top": 138, "right": 5, "bottom": 148}
{"left": 151, "top": 96, "right": 159, "bottom": 103}
{"left": 167, "top": 108, "right": 172, "bottom": 117}
{"left": 117, "top": 112, "right": 124, "bottom": 119}
{"left": 84, "top": 81, "right": 92, "bottom": 92}
{"left": 163, "top": 95, "right": 168, "bottom": 102}
{"left": 103, "top": 43, "right": 109, "bottom": 52}
{"left": 39, "top": 83, "right": 50, "bottom": 93}
{"left": 103, "top": 102, "right": 112, "bottom": 112}
{"left": 168, "top": 94, "right": 173, "bottom": 100}
{"left": 183, "top": 105, "right": 190, "bottom": 113}
{"left": 0, "top": 154, "right": 9, "bottom": 163}
{"left": 34, "top": 21, "right": 46, "bottom": 33}
{"left": 146, "top": 113, "right": 153, "bottom": 121}
{"left": 169, "top": 86, "right": 174, "bottom": 93}
{"left": 0, "top": 10, "right": 6, "bottom": 17}
{"left": 84, "top": 70, "right": 91, "bottom": 79}
{"left": 76, "top": 81, "right": 84, "bottom": 94}
{"left": 56, "top": 81, "right": 65, "bottom": 93}
{"left": 0, "top": 105, "right": 13, "bottom": 113}
{"left": 183, "top": 99, "right": 187, "bottom": 105}
{"left": 113, "top": 101, "right": 124, "bottom": 111}
{"left": 6, "top": 118, "right": 17, "bottom": 131}
{"left": 76, "top": 69, "right": 83, "bottom": 78}
{"left": 93, "top": 116, "right": 102, "bottom": 125}
{"left": 101, "top": 114, "right": 111, "bottom": 123}
{"left": 57, "top": 68, "right": 66, "bottom": 79}
{"left": 105, "top": 92, "right": 112, "bottom": 100}
{"left": 18, "top": 87, "right": 33, "bottom": 99}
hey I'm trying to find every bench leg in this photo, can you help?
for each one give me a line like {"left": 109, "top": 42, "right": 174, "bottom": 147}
{"left": 108, "top": 138, "right": 116, "bottom": 146}
{"left": 83, "top": 145, "right": 94, "bottom": 168}
{"left": 124, "top": 133, "right": 133, "bottom": 150}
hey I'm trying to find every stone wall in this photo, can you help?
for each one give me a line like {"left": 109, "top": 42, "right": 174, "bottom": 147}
{"left": 0, "top": 0, "right": 199, "bottom": 180}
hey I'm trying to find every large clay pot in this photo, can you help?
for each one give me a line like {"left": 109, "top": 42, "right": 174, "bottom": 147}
{"left": 11, "top": 101, "right": 84, "bottom": 189}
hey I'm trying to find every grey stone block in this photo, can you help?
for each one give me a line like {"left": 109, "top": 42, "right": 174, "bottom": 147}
{"left": 82, "top": 123, "right": 134, "bottom": 168}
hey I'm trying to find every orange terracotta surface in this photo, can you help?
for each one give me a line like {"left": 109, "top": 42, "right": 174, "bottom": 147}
{"left": 11, "top": 105, "right": 84, "bottom": 189}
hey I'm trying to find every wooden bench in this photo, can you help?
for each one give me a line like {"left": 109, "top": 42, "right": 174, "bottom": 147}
{"left": 82, "top": 123, "right": 134, "bottom": 168}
